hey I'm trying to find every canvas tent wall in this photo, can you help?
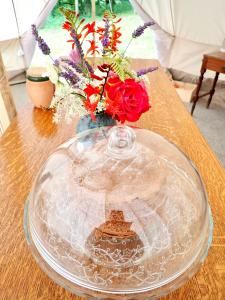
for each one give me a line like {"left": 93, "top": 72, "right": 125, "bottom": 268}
{"left": 2, "top": 0, "right": 224, "bottom": 79}
{"left": 0, "top": 0, "right": 57, "bottom": 80}
{"left": 130, "top": 0, "right": 225, "bottom": 78}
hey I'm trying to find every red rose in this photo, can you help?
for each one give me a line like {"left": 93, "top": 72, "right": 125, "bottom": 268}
{"left": 104, "top": 76, "right": 150, "bottom": 123}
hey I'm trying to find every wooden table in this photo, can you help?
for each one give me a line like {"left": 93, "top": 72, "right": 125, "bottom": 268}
{"left": 1, "top": 59, "right": 225, "bottom": 299}
{"left": 191, "top": 51, "right": 225, "bottom": 115}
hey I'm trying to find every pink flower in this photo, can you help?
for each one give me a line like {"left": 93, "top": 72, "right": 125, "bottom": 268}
{"left": 69, "top": 49, "right": 81, "bottom": 63}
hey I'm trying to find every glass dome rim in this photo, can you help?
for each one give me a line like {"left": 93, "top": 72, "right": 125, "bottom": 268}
{"left": 25, "top": 202, "right": 211, "bottom": 295}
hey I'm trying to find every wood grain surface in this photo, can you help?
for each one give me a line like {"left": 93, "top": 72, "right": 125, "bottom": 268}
{"left": 0, "top": 59, "right": 225, "bottom": 299}
{"left": 0, "top": 51, "right": 16, "bottom": 122}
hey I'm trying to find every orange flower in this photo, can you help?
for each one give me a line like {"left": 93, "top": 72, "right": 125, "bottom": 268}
{"left": 111, "top": 24, "right": 122, "bottom": 52}
{"left": 82, "top": 21, "right": 96, "bottom": 40}
{"left": 83, "top": 84, "right": 101, "bottom": 120}
{"left": 62, "top": 21, "right": 72, "bottom": 31}
{"left": 86, "top": 40, "right": 99, "bottom": 56}
{"left": 84, "top": 84, "right": 100, "bottom": 97}
{"left": 90, "top": 73, "right": 103, "bottom": 81}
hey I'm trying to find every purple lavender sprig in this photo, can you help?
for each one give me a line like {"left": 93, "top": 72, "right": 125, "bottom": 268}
{"left": 69, "top": 57, "right": 93, "bottom": 74}
{"left": 69, "top": 61, "right": 84, "bottom": 74}
{"left": 63, "top": 58, "right": 84, "bottom": 74}
{"left": 132, "top": 21, "right": 155, "bottom": 38}
{"left": 123, "top": 21, "right": 155, "bottom": 56}
{"left": 84, "top": 60, "right": 94, "bottom": 73}
{"left": 31, "top": 24, "right": 51, "bottom": 55}
{"left": 70, "top": 29, "right": 93, "bottom": 74}
{"left": 53, "top": 59, "right": 60, "bottom": 67}
{"left": 137, "top": 67, "right": 158, "bottom": 77}
{"left": 70, "top": 29, "right": 84, "bottom": 60}
{"left": 102, "top": 19, "right": 110, "bottom": 53}
{"left": 59, "top": 69, "right": 80, "bottom": 87}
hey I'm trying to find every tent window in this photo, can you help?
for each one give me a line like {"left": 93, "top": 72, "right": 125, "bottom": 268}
{"left": 31, "top": 0, "right": 156, "bottom": 66}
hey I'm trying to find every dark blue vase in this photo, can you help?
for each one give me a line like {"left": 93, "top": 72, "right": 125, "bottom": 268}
{"left": 76, "top": 112, "right": 116, "bottom": 133}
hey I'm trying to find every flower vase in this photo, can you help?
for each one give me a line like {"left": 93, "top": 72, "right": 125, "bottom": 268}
{"left": 26, "top": 68, "right": 55, "bottom": 108}
{"left": 76, "top": 112, "right": 116, "bottom": 133}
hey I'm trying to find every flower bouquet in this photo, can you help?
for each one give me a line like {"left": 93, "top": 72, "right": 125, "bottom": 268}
{"left": 32, "top": 8, "right": 157, "bottom": 131}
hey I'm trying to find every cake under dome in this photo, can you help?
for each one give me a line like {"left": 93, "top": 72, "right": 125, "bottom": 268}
{"left": 24, "top": 125, "right": 213, "bottom": 299}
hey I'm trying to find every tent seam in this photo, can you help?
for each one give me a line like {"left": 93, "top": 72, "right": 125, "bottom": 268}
{"left": 169, "top": 0, "right": 175, "bottom": 36}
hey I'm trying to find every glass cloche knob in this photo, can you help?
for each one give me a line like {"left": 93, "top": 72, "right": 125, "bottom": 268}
{"left": 107, "top": 125, "right": 136, "bottom": 159}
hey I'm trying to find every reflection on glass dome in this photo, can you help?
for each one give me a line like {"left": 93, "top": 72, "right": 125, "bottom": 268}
{"left": 24, "top": 126, "right": 213, "bottom": 299}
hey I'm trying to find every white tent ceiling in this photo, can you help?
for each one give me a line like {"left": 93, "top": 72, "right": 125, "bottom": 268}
{"left": 0, "top": 0, "right": 57, "bottom": 79}
{"left": 139, "top": 0, "right": 225, "bottom": 45}
{"left": 131, "top": 0, "right": 225, "bottom": 77}
{"left": 0, "top": 0, "right": 224, "bottom": 79}
{"left": 0, "top": 0, "right": 49, "bottom": 41}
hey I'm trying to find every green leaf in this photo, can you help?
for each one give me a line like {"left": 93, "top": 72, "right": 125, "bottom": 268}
{"left": 124, "top": 69, "right": 137, "bottom": 79}
{"left": 59, "top": 7, "right": 77, "bottom": 25}
{"left": 111, "top": 60, "right": 126, "bottom": 81}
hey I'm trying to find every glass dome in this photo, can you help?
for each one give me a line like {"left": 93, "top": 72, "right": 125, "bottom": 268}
{"left": 24, "top": 125, "right": 213, "bottom": 299}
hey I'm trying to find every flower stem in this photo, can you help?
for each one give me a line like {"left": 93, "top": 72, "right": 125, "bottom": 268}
{"left": 49, "top": 54, "right": 55, "bottom": 62}
{"left": 99, "top": 67, "right": 110, "bottom": 102}
{"left": 123, "top": 37, "right": 133, "bottom": 57}
{"left": 71, "top": 92, "right": 86, "bottom": 99}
